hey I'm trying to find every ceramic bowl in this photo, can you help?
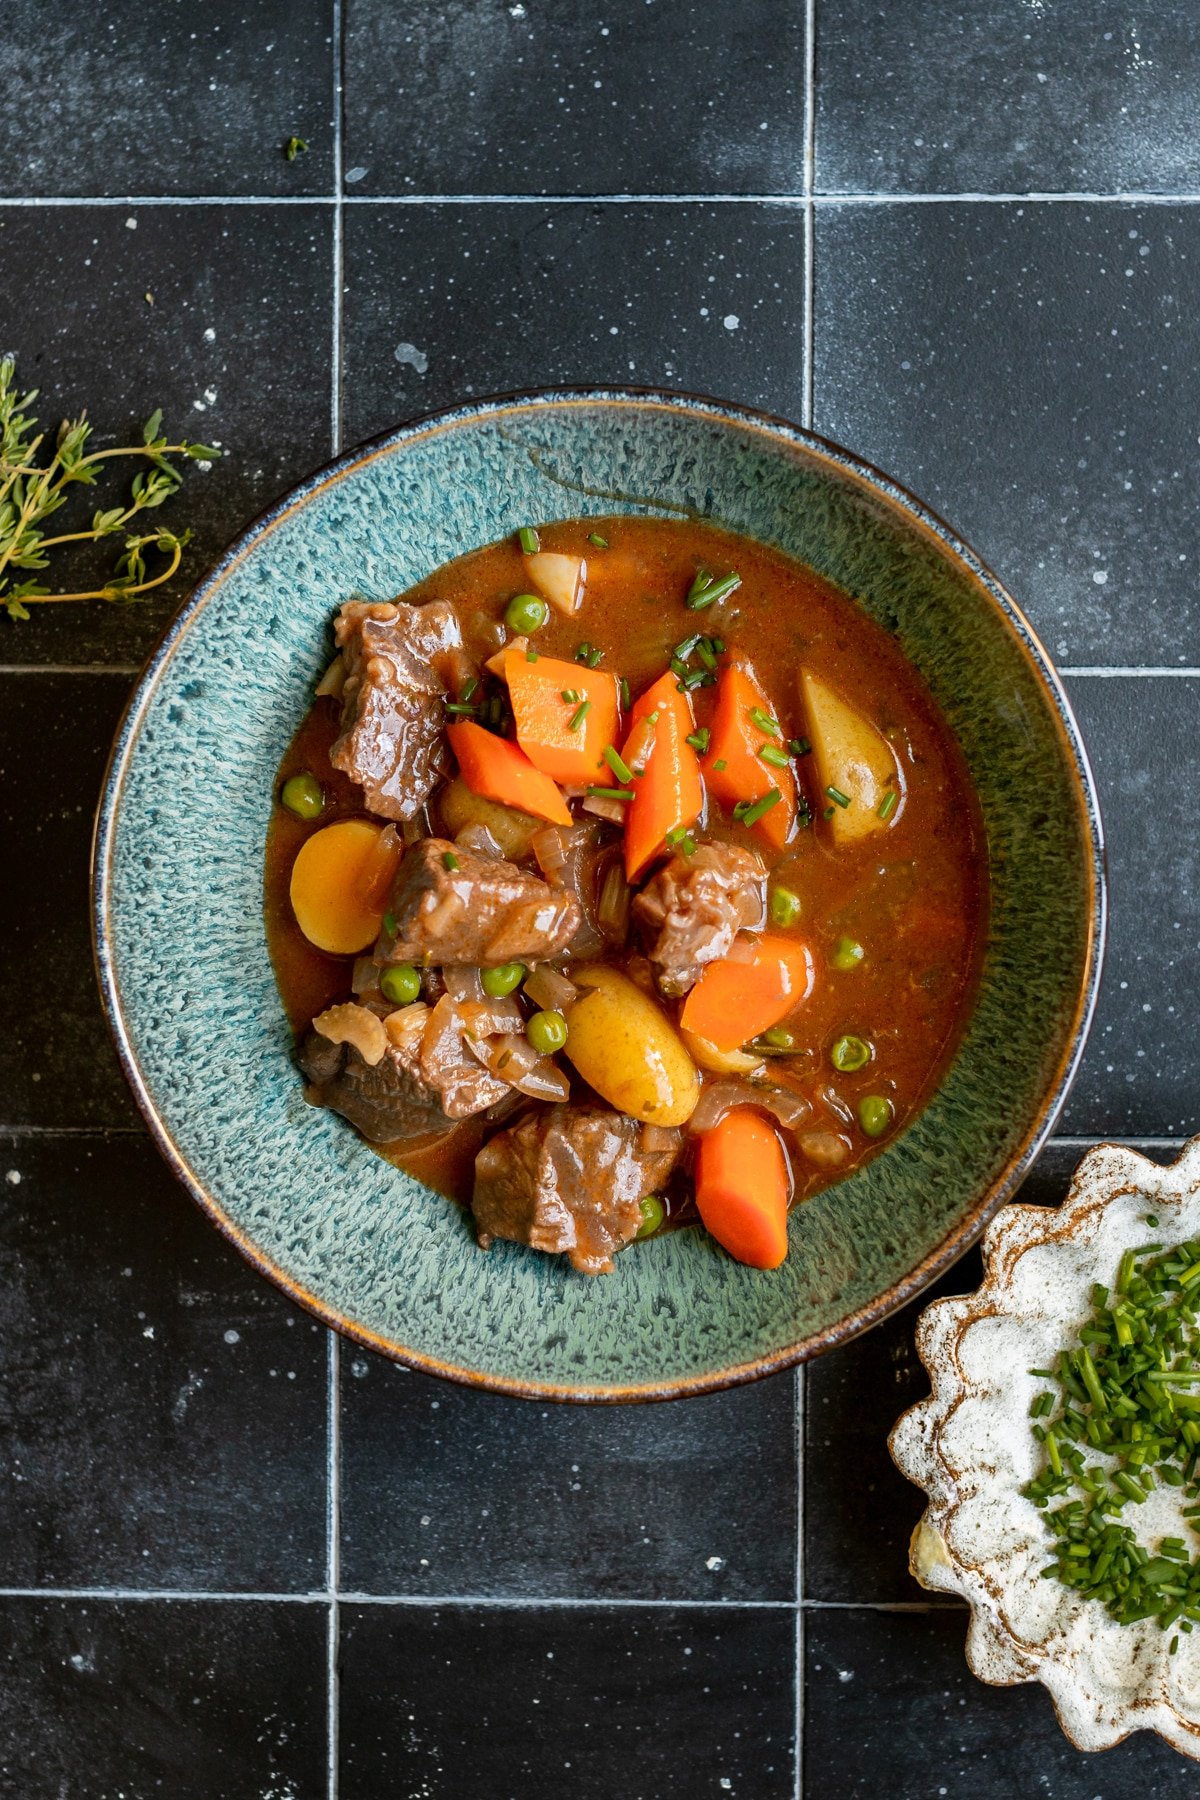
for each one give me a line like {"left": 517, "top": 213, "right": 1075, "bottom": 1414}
{"left": 891, "top": 1137, "right": 1200, "bottom": 1756}
{"left": 92, "top": 389, "right": 1104, "bottom": 1401}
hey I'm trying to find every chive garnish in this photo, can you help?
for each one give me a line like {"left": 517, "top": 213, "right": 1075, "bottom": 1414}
{"left": 712, "top": 757, "right": 727, "bottom": 772}
{"left": 619, "top": 677, "right": 631, "bottom": 711}
{"left": 710, "top": 635, "right": 726, "bottom": 654}
{"left": 561, "top": 688, "right": 580, "bottom": 703}
{"left": 568, "top": 700, "right": 591, "bottom": 731}
{"left": 696, "top": 638, "right": 718, "bottom": 672}
{"left": 878, "top": 790, "right": 898, "bottom": 822}
{"left": 686, "top": 727, "right": 710, "bottom": 754}
{"left": 518, "top": 526, "right": 539, "bottom": 554}
{"left": 679, "top": 668, "right": 715, "bottom": 690}
{"left": 525, "top": 647, "right": 539, "bottom": 662}
{"left": 444, "top": 701, "right": 476, "bottom": 715}
{"left": 460, "top": 676, "right": 478, "bottom": 702}
{"left": 789, "top": 736, "right": 811, "bottom": 756}
{"left": 734, "top": 788, "right": 782, "bottom": 827}
{"left": 383, "top": 912, "right": 397, "bottom": 937}
{"left": 442, "top": 851, "right": 460, "bottom": 872}
{"left": 603, "top": 745, "right": 634, "bottom": 783}
{"left": 686, "top": 569, "right": 740, "bottom": 611}
{"left": 749, "top": 705, "right": 780, "bottom": 737}
{"left": 664, "top": 826, "right": 698, "bottom": 854}
{"left": 575, "top": 642, "right": 603, "bottom": 667}
{"left": 673, "top": 633, "right": 702, "bottom": 661}
{"left": 587, "top": 785, "right": 634, "bottom": 801}
{"left": 826, "top": 785, "right": 852, "bottom": 809}
{"left": 587, "top": 532, "right": 608, "bottom": 548}
{"left": 759, "top": 743, "right": 792, "bottom": 769}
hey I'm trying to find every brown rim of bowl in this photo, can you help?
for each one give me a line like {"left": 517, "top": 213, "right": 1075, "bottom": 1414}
{"left": 91, "top": 385, "right": 1107, "bottom": 1403}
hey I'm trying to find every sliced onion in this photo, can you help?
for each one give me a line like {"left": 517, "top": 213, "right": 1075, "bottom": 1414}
{"left": 723, "top": 934, "right": 760, "bottom": 966}
{"left": 797, "top": 1129, "right": 852, "bottom": 1169}
{"left": 352, "top": 955, "right": 382, "bottom": 997}
{"left": 455, "top": 821, "right": 504, "bottom": 859}
{"left": 688, "top": 1079, "right": 812, "bottom": 1136}
{"left": 315, "top": 654, "right": 346, "bottom": 699}
{"left": 583, "top": 794, "right": 627, "bottom": 827}
{"left": 481, "top": 1032, "right": 571, "bottom": 1101}
{"left": 533, "top": 822, "right": 605, "bottom": 958}
{"left": 640, "top": 1124, "right": 678, "bottom": 1155}
{"left": 531, "top": 825, "right": 569, "bottom": 881}
{"left": 523, "top": 963, "right": 578, "bottom": 1012}
{"left": 442, "top": 964, "right": 485, "bottom": 1004}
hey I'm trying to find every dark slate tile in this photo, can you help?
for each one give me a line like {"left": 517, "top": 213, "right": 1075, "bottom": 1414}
{"left": 0, "top": 204, "right": 332, "bottom": 666}
{"left": 1063, "top": 676, "right": 1200, "bottom": 1139}
{"left": 813, "top": 202, "right": 1200, "bottom": 666}
{"left": 340, "top": 1359, "right": 797, "bottom": 1601}
{"left": 0, "top": 674, "right": 139, "bottom": 1127}
{"left": 804, "top": 1606, "right": 1186, "bottom": 1799}
{"left": 816, "top": 1, "right": 1200, "bottom": 197}
{"left": 0, "top": 1133, "right": 327, "bottom": 1591}
{"left": 342, "top": 201, "right": 805, "bottom": 445}
{"left": 340, "top": 1602, "right": 794, "bottom": 1798}
{"left": 804, "top": 1142, "right": 1181, "bottom": 1604}
{"left": 343, "top": 1, "right": 805, "bottom": 197}
{"left": 2, "top": 0, "right": 334, "bottom": 196}
{"left": 0, "top": 1596, "right": 326, "bottom": 1799}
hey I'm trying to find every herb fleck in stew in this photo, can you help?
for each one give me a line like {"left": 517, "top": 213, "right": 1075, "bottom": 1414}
{"left": 264, "top": 517, "right": 987, "bottom": 1275}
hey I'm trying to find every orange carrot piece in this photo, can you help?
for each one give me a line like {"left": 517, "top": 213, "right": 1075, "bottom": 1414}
{"left": 504, "top": 649, "right": 621, "bottom": 786}
{"left": 447, "top": 720, "right": 571, "bottom": 826}
{"left": 679, "top": 932, "right": 814, "bottom": 1053}
{"left": 701, "top": 658, "right": 798, "bottom": 850}
{"left": 695, "top": 1108, "right": 790, "bottom": 1269}
{"left": 621, "top": 673, "right": 703, "bottom": 881}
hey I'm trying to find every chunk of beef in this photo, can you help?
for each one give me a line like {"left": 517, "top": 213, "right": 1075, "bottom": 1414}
{"left": 299, "top": 995, "right": 525, "bottom": 1143}
{"left": 633, "top": 843, "right": 768, "bottom": 996}
{"left": 379, "top": 837, "right": 580, "bottom": 967}
{"left": 472, "top": 1106, "right": 682, "bottom": 1275}
{"left": 331, "top": 599, "right": 465, "bottom": 821}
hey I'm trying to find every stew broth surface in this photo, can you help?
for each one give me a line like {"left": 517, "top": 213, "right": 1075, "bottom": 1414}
{"left": 265, "top": 516, "right": 987, "bottom": 1227}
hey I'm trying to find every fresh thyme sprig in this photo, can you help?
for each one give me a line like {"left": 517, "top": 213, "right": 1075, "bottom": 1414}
{"left": 0, "top": 357, "right": 218, "bottom": 621}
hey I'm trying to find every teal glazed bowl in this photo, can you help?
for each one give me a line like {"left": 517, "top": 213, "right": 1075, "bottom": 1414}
{"left": 93, "top": 390, "right": 1105, "bottom": 1401}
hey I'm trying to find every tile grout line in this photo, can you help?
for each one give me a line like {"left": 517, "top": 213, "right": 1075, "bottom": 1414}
{"left": 5, "top": 191, "right": 1200, "bottom": 208}
{"left": 0, "top": 1586, "right": 964, "bottom": 1612}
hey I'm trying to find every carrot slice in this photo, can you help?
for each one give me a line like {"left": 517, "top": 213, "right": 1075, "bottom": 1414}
{"left": 695, "top": 1108, "right": 790, "bottom": 1270}
{"left": 679, "top": 932, "right": 814, "bottom": 1053}
{"left": 447, "top": 719, "right": 571, "bottom": 826}
{"left": 621, "top": 673, "right": 703, "bottom": 881}
{"left": 504, "top": 649, "right": 621, "bottom": 786}
{"left": 701, "top": 658, "right": 798, "bottom": 850}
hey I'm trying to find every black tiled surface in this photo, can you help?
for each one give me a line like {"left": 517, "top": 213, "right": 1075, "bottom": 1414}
{"left": 340, "top": 1602, "right": 795, "bottom": 1798}
{"left": 0, "top": 1596, "right": 327, "bottom": 1798}
{"left": 342, "top": 201, "right": 805, "bottom": 445}
{"left": 343, "top": 1, "right": 806, "bottom": 197}
{"left": 0, "top": 204, "right": 332, "bottom": 666}
{"left": 1064, "top": 677, "right": 1200, "bottom": 1139}
{"left": 816, "top": 1, "right": 1200, "bottom": 197}
{"left": 0, "top": 675, "right": 138, "bottom": 1127}
{"left": 2, "top": 0, "right": 335, "bottom": 196}
{"left": 340, "top": 1360, "right": 797, "bottom": 1601}
{"left": 813, "top": 201, "right": 1200, "bottom": 666}
{"left": 804, "top": 1607, "right": 1186, "bottom": 1799}
{"left": 0, "top": 1133, "right": 327, "bottom": 1591}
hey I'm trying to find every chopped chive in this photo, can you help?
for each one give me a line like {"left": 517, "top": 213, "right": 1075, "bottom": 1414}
{"left": 673, "top": 633, "right": 702, "bottom": 661}
{"left": 734, "top": 788, "right": 782, "bottom": 828}
{"left": 696, "top": 638, "right": 718, "bottom": 672}
{"left": 586, "top": 785, "right": 634, "bottom": 801}
{"left": 525, "top": 647, "right": 539, "bottom": 662}
{"left": 587, "top": 532, "right": 609, "bottom": 548}
{"left": 603, "top": 745, "right": 634, "bottom": 783}
{"left": 460, "top": 676, "right": 478, "bottom": 702}
{"left": 568, "top": 700, "right": 591, "bottom": 731}
{"left": 823, "top": 806, "right": 835, "bottom": 820}
{"left": 574, "top": 642, "right": 603, "bottom": 668}
{"left": 686, "top": 728, "right": 711, "bottom": 754}
{"left": 686, "top": 570, "right": 741, "bottom": 611}
{"left": 826, "top": 785, "right": 852, "bottom": 809}
{"left": 712, "top": 757, "right": 727, "bottom": 772}
{"left": 749, "top": 705, "right": 780, "bottom": 737}
{"left": 710, "top": 635, "right": 726, "bottom": 654}
{"left": 561, "top": 688, "right": 581, "bottom": 703}
{"left": 518, "top": 526, "right": 539, "bottom": 554}
{"left": 878, "top": 790, "right": 898, "bottom": 822}
{"left": 383, "top": 912, "right": 397, "bottom": 937}
{"left": 442, "top": 851, "right": 460, "bottom": 872}
{"left": 760, "top": 743, "right": 792, "bottom": 769}
{"left": 789, "top": 736, "right": 811, "bottom": 756}
{"left": 619, "top": 676, "right": 631, "bottom": 711}
{"left": 646, "top": 710, "right": 659, "bottom": 725}
{"left": 444, "top": 700, "right": 477, "bottom": 715}
{"left": 1146, "top": 1214, "right": 1161, "bottom": 1227}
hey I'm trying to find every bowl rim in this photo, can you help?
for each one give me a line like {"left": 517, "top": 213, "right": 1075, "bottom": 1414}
{"left": 91, "top": 383, "right": 1107, "bottom": 1402}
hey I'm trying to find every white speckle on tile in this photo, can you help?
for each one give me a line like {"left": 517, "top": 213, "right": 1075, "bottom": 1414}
{"left": 143, "top": 1326, "right": 155, "bottom": 1339}
{"left": 723, "top": 313, "right": 740, "bottom": 330}
{"left": 224, "top": 1329, "right": 240, "bottom": 1345}
{"left": 1092, "top": 570, "right": 1108, "bottom": 585}
{"left": 394, "top": 341, "right": 429, "bottom": 374}
{"left": 705, "top": 1555, "right": 725, "bottom": 1571}
{"left": 838, "top": 1668, "right": 854, "bottom": 1682}
{"left": 5, "top": 1169, "right": 20, "bottom": 1186}
{"left": 125, "top": 215, "right": 138, "bottom": 229}
{"left": 345, "top": 166, "right": 368, "bottom": 184}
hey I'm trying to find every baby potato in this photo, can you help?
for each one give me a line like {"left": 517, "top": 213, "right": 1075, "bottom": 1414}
{"left": 289, "top": 818, "right": 401, "bottom": 955}
{"left": 438, "top": 776, "right": 542, "bottom": 861}
{"left": 565, "top": 965, "right": 699, "bottom": 1126}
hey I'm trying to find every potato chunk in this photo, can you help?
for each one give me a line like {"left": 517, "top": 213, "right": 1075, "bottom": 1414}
{"left": 799, "top": 670, "right": 899, "bottom": 844}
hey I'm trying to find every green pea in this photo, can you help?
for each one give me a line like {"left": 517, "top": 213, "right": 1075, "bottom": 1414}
{"left": 769, "top": 885, "right": 802, "bottom": 928}
{"left": 280, "top": 771, "right": 324, "bottom": 821}
{"left": 762, "top": 1026, "right": 797, "bottom": 1050}
{"left": 482, "top": 961, "right": 526, "bottom": 998}
{"left": 505, "top": 592, "right": 550, "bottom": 635}
{"left": 858, "top": 1095, "right": 894, "bottom": 1138}
{"left": 831, "top": 936, "right": 864, "bottom": 972}
{"left": 380, "top": 963, "right": 421, "bottom": 1006}
{"left": 635, "top": 1194, "right": 665, "bottom": 1239}
{"left": 830, "top": 1033, "right": 872, "bottom": 1073}
{"left": 526, "top": 1009, "right": 568, "bottom": 1055}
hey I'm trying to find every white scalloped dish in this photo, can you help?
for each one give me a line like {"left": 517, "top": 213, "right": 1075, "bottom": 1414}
{"left": 891, "top": 1136, "right": 1200, "bottom": 1756}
